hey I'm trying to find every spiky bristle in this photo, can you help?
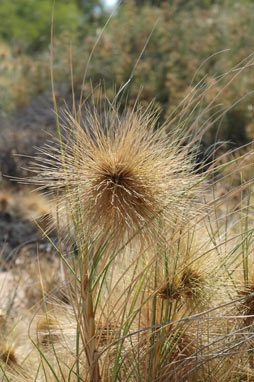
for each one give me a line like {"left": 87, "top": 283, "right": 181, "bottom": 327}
{"left": 30, "top": 101, "right": 203, "bottom": 249}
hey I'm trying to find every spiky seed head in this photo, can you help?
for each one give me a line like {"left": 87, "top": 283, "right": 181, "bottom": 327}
{"left": 36, "top": 317, "right": 59, "bottom": 346}
{"left": 157, "top": 267, "right": 205, "bottom": 302}
{"left": 0, "top": 346, "right": 17, "bottom": 365}
{"left": 31, "top": 101, "right": 202, "bottom": 248}
{"left": 181, "top": 268, "right": 205, "bottom": 300}
{"left": 36, "top": 316, "right": 57, "bottom": 332}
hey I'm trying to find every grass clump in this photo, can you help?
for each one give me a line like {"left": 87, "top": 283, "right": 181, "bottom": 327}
{"left": 2, "top": 7, "right": 254, "bottom": 382}
{"left": 25, "top": 93, "right": 206, "bottom": 381}
{"left": 5, "top": 48, "right": 253, "bottom": 378}
{"left": 18, "top": 85, "right": 253, "bottom": 381}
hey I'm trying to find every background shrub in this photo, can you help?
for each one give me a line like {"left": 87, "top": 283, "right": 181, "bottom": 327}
{"left": 1, "top": 0, "right": 254, "bottom": 150}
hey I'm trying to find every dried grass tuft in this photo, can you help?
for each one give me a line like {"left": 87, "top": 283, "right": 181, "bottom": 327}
{"left": 30, "top": 100, "right": 203, "bottom": 251}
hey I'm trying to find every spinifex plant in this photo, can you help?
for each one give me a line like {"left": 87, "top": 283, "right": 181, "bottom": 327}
{"left": 3, "top": 79, "right": 253, "bottom": 382}
{"left": 27, "top": 90, "right": 207, "bottom": 381}
{"left": 12, "top": 13, "right": 254, "bottom": 381}
{"left": 32, "top": 101, "right": 202, "bottom": 247}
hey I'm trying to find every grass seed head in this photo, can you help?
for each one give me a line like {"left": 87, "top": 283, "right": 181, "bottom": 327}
{"left": 36, "top": 317, "right": 59, "bottom": 347}
{"left": 0, "top": 345, "right": 17, "bottom": 366}
{"left": 32, "top": 100, "right": 203, "bottom": 249}
{"left": 157, "top": 267, "right": 205, "bottom": 306}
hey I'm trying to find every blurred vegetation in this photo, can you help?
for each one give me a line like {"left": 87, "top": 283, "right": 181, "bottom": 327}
{"left": 1, "top": 0, "right": 254, "bottom": 150}
{"left": 0, "top": 0, "right": 104, "bottom": 52}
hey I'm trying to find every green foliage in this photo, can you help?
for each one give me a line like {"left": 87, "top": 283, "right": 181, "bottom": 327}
{"left": 0, "top": 0, "right": 80, "bottom": 52}
{"left": 76, "top": 0, "right": 103, "bottom": 15}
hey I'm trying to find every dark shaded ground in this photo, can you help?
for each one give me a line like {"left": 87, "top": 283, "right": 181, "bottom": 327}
{"left": 0, "top": 92, "right": 62, "bottom": 266}
{"left": 0, "top": 207, "right": 55, "bottom": 268}
{"left": 0, "top": 189, "right": 58, "bottom": 270}
{"left": 0, "top": 92, "right": 57, "bottom": 184}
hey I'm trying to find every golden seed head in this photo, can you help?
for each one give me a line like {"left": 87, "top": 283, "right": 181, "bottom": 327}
{"left": 31, "top": 102, "right": 202, "bottom": 247}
